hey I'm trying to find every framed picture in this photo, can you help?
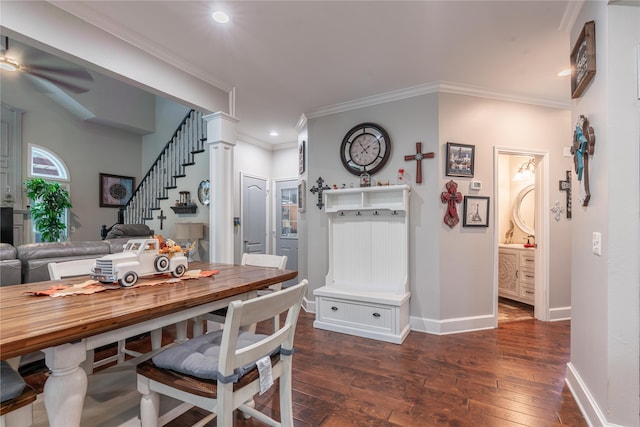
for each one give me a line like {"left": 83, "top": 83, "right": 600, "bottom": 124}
{"left": 570, "top": 20, "right": 596, "bottom": 99}
{"left": 446, "top": 142, "right": 475, "bottom": 177}
{"left": 463, "top": 196, "right": 489, "bottom": 227}
{"left": 298, "top": 140, "right": 306, "bottom": 175}
{"left": 297, "top": 179, "right": 306, "bottom": 213}
{"left": 100, "top": 173, "right": 135, "bottom": 207}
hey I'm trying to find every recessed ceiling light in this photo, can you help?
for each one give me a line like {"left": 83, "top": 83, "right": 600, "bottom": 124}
{"left": 558, "top": 69, "right": 571, "bottom": 77}
{"left": 212, "top": 10, "right": 230, "bottom": 24}
{"left": 269, "top": 131, "right": 279, "bottom": 137}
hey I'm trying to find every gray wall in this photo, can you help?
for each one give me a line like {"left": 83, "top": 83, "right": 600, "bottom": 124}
{"left": 304, "top": 91, "right": 571, "bottom": 330}
{"left": 567, "top": 2, "right": 640, "bottom": 426}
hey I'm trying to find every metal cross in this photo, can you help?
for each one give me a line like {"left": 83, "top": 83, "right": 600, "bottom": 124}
{"left": 156, "top": 210, "right": 166, "bottom": 230}
{"left": 559, "top": 170, "right": 572, "bottom": 219}
{"left": 309, "top": 177, "right": 331, "bottom": 210}
{"left": 550, "top": 201, "right": 566, "bottom": 222}
{"left": 404, "top": 142, "right": 435, "bottom": 184}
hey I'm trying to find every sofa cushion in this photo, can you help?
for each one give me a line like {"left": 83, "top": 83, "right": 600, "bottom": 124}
{"left": 17, "top": 241, "right": 110, "bottom": 283}
{"left": 104, "top": 224, "right": 153, "bottom": 240}
{"left": 0, "top": 243, "right": 17, "bottom": 260}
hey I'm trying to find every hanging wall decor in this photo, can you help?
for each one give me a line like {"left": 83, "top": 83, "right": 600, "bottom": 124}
{"left": 403, "top": 141, "right": 435, "bottom": 184}
{"left": 309, "top": 176, "right": 331, "bottom": 210}
{"left": 463, "top": 196, "right": 489, "bottom": 227}
{"left": 570, "top": 115, "right": 596, "bottom": 206}
{"left": 559, "top": 170, "right": 572, "bottom": 218}
{"left": 570, "top": 20, "right": 596, "bottom": 99}
{"left": 440, "top": 180, "right": 463, "bottom": 228}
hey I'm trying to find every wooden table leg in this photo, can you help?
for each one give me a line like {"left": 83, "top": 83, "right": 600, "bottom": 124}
{"left": 43, "top": 341, "right": 87, "bottom": 427}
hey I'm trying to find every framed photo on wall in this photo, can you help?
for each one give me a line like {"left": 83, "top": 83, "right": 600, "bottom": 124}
{"left": 297, "top": 179, "right": 306, "bottom": 213}
{"left": 463, "top": 196, "right": 489, "bottom": 227}
{"left": 446, "top": 142, "right": 475, "bottom": 177}
{"left": 570, "top": 20, "right": 596, "bottom": 99}
{"left": 299, "top": 140, "right": 306, "bottom": 175}
{"left": 100, "top": 173, "right": 135, "bottom": 207}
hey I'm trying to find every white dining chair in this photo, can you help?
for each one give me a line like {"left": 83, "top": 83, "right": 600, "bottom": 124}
{"left": 194, "top": 253, "right": 288, "bottom": 336}
{"left": 136, "top": 279, "right": 307, "bottom": 427}
{"left": 47, "top": 259, "right": 163, "bottom": 373}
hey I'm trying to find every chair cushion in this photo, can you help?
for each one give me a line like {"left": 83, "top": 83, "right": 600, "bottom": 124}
{"left": 152, "top": 330, "right": 273, "bottom": 381}
{"left": 0, "top": 361, "right": 26, "bottom": 403}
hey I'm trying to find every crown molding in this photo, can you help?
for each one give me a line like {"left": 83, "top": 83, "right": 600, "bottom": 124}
{"left": 306, "top": 81, "right": 570, "bottom": 119}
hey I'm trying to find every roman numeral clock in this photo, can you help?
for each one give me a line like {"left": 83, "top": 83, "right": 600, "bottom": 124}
{"left": 340, "top": 123, "right": 391, "bottom": 176}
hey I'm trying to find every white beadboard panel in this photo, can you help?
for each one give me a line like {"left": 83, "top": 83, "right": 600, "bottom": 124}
{"left": 329, "top": 213, "right": 406, "bottom": 293}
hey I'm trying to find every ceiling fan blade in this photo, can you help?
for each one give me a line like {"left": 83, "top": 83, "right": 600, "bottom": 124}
{"left": 23, "top": 73, "right": 95, "bottom": 120}
{"left": 24, "top": 65, "right": 93, "bottom": 94}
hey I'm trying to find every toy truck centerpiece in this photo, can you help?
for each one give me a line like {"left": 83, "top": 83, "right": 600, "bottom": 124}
{"left": 91, "top": 238, "right": 188, "bottom": 287}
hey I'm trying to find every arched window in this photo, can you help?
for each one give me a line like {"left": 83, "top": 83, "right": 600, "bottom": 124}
{"left": 27, "top": 145, "right": 71, "bottom": 241}
{"left": 28, "top": 144, "right": 70, "bottom": 181}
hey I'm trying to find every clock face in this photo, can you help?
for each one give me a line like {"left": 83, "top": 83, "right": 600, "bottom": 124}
{"left": 340, "top": 123, "right": 391, "bottom": 176}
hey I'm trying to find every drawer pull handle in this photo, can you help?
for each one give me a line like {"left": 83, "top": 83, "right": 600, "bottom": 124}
{"left": 331, "top": 306, "right": 338, "bottom": 311}
{"left": 372, "top": 312, "right": 381, "bottom": 318}
{"left": 525, "top": 274, "right": 534, "bottom": 279}
{"left": 525, "top": 290, "right": 534, "bottom": 294}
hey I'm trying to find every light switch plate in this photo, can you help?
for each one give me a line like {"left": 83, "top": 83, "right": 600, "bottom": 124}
{"left": 592, "top": 232, "right": 601, "bottom": 256}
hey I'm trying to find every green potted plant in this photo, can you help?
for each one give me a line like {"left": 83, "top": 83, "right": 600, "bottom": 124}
{"left": 24, "top": 177, "right": 73, "bottom": 242}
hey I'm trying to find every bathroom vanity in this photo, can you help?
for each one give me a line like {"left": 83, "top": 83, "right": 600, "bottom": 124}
{"left": 498, "top": 244, "right": 535, "bottom": 305}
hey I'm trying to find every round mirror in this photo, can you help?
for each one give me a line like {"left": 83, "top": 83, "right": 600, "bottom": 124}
{"left": 512, "top": 185, "right": 535, "bottom": 236}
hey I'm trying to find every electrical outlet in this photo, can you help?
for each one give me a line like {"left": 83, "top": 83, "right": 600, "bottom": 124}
{"left": 592, "top": 232, "right": 601, "bottom": 256}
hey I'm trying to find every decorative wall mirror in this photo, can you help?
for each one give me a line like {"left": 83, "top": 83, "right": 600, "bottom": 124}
{"left": 512, "top": 184, "right": 535, "bottom": 236}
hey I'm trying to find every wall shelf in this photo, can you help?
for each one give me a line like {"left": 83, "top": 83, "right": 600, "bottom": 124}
{"left": 170, "top": 205, "right": 197, "bottom": 214}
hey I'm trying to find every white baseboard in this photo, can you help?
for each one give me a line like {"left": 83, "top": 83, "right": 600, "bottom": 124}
{"left": 410, "top": 314, "right": 495, "bottom": 335}
{"left": 302, "top": 296, "right": 315, "bottom": 313}
{"left": 549, "top": 306, "right": 571, "bottom": 321}
{"left": 565, "top": 362, "right": 628, "bottom": 427}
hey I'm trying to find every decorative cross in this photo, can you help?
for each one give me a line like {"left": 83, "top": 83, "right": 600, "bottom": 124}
{"left": 570, "top": 115, "right": 596, "bottom": 206}
{"left": 309, "top": 176, "right": 331, "bottom": 210}
{"left": 404, "top": 142, "right": 435, "bottom": 184}
{"left": 559, "top": 170, "right": 572, "bottom": 219}
{"left": 156, "top": 210, "right": 166, "bottom": 230}
{"left": 440, "top": 180, "right": 462, "bottom": 228}
{"left": 550, "top": 201, "right": 565, "bottom": 222}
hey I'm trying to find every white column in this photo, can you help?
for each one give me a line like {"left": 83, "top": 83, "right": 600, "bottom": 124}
{"left": 204, "top": 112, "right": 238, "bottom": 264}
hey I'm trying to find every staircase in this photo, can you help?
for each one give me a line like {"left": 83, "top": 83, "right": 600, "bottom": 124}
{"left": 122, "top": 109, "right": 207, "bottom": 224}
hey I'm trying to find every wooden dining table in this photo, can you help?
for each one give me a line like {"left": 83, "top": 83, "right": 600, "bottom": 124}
{"left": 0, "top": 262, "right": 297, "bottom": 427}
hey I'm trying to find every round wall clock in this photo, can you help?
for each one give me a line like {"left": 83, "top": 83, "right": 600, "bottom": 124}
{"left": 340, "top": 122, "right": 391, "bottom": 176}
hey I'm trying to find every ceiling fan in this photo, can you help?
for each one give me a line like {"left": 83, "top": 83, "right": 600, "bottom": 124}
{"left": 0, "top": 36, "right": 93, "bottom": 94}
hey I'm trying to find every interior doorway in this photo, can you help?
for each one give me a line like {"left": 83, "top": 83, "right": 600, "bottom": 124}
{"left": 274, "top": 179, "right": 299, "bottom": 288}
{"left": 494, "top": 148, "right": 549, "bottom": 324}
{"left": 241, "top": 174, "right": 268, "bottom": 255}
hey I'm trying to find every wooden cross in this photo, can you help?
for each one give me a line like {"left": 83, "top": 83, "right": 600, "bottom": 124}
{"left": 309, "top": 177, "right": 331, "bottom": 210}
{"left": 559, "top": 170, "right": 572, "bottom": 219}
{"left": 440, "top": 180, "right": 462, "bottom": 228}
{"left": 404, "top": 142, "right": 435, "bottom": 184}
{"left": 156, "top": 210, "right": 166, "bottom": 230}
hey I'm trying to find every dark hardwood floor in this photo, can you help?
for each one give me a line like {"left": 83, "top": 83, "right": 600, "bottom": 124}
{"left": 24, "top": 311, "right": 586, "bottom": 426}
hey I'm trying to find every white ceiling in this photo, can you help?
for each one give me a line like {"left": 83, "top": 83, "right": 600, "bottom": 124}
{"left": 48, "top": 0, "right": 573, "bottom": 146}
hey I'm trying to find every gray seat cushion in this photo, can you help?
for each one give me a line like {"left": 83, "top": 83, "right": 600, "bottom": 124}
{"left": 152, "top": 330, "right": 274, "bottom": 381}
{"left": 0, "top": 360, "right": 26, "bottom": 402}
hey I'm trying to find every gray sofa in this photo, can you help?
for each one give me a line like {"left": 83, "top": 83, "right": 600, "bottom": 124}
{"left": 1, "top": 224, "right": 154, "bottom": 285}
{"left": 0, "top": 243, "right": 22, "bottom": 286}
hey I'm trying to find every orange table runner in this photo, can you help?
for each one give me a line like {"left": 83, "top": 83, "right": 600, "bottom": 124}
{"left": 25, "top": 270, "right": 219, "bottom": 297}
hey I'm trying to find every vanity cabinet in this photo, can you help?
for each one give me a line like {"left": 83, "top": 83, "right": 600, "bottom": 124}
{"left": 314, "top": 185, "right": 411, "bottom": 344}
{"left": 498, "top": 246, "right": 535, "bottom": 305}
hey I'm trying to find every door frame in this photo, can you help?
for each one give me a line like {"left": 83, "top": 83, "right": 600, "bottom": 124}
{"left": 493, "top": 147, "right": 550, "bottom": 324}
{"left": 240, "top": 172, "right": 270, "bottom": 257}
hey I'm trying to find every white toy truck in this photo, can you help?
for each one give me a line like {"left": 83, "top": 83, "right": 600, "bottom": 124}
{"left": 91, "top": 238, "right": 188, "bottom": 287}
